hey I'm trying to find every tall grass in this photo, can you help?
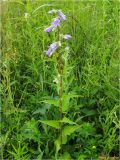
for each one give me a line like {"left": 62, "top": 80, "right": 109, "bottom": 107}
{"left": 1, "top": 0, "right": 119, "bottom": 159}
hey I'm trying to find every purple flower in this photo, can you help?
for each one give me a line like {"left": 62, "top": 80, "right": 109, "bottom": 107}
{"left": 44, "top": 18, "right": 60, "bottom": 33}
{"left": 44, "top": 25, "right": 53, "bottom": 33}
{"left": 46, "top": 42, "right": 58, "bottom": 57}
{"left": 63, "top": 34, "right": 72, "bottom": 40}
{"left": 58, "top": 10, "right": 66, "bottom": 21}
{"left": 51, "top": 18, "right": 60, "bottom": 27}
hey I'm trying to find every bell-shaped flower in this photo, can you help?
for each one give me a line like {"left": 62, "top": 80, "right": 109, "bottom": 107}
{"left": 58, "top": 10, "right": 66, "bottom": 20}
{"left": 46, "top": 42, "right": 58, "bottom": 57}
{"left": 44, "top": 18, "right": 60, "bottom": 33}
{"left": 51, "top": 18, "right": 60, "bottom": 28}
{"left": 44, "top": 25, "right": 53, "bottom": 33}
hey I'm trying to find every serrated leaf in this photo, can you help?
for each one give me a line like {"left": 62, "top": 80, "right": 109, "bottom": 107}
{"left": 60, "top": 117, "right": 76, "bottom": 125}
{"left": 55, "top": 125, "right": 81, "bottom": 154}
{"left": 62, "top": 125, "right": 80, "bottom": 136}
{"left": 39, "top": 120, "right": 60, "bottom": 129}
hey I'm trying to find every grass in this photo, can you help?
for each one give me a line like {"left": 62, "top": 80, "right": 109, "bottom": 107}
{"left": 1, "top": 0, "right": 119, "bottom": 159}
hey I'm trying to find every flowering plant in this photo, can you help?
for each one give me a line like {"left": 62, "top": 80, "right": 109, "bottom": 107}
{"left": 42, "top": 10, "right": 80, "bottom": 159}
{"left": 44, "top": 10, "right": 72, "bottom": 57}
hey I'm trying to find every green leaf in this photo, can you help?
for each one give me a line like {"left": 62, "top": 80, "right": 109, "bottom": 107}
{"left": 55, "top": 125, "right": 81, "bottom": 154}
{"left": 78, "top": 155, "right": 87, "bottom": 160}
{"left": 4, "top": 107, "right": 27, "bottom": 116}
{"left": 0, "top": 131, "right": 9, "bottom": 146}
{"left": 54, "top": 134, "right": 67, "bottom": 154}
{"left": 39, "top": 120, "right": 60, "bottom": 129}
{"left": 21, "top": 118, "right": 40, "bottom": 142}
{"left": 62, "top": 125, "right": 80, "bottom": 136}
{"left": 62, "top": 94, "right": 80, "bottom": 112}
{"left": 41, "top": 99, "right": 59, "bottom": 107}
{"left": 82, "top": 108, "right": 96, "bottom": 116}
{"left": 77, "top": 123, "right": 95, "bottom": 138}
{"left": 54, "top": 138, "right": 61, "bottom": 154}
{"left": 58, "top": 152, "right": 71, "bottom": 160}
{"left": 33, "top": 108, "right": 46, "bottom": 115}
{"left": 60, "top": 117, "right": 76, "bottom": 125}
{"left": 33, "top": 105, "right": 50, "bottom": 115}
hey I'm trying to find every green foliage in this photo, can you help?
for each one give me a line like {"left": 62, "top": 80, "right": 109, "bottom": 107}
{"left": 7, "top": 143, "right": 28, "bottom": 160}
{"left": 58, "top": 152, "right": 72, "bottom": 160}
{"left": 55, "top": 125, "right": 81, "bottom": 156}
{"left": 21, "top": 118, "right": 40, "bottom": 142}
{"left": 77, "top": 123, "right": 96, "bottom": 138}
{"left": 39, "top": 120, "right": 60, "bottom": 129}
{"left": 62, "top": 125, "right": 80, "bottom": 136}
{"left": 33, "top": 105, "right": 50, "bottom": 115}
{"left": 1, "top": 0, "right": 119, "bottom": 159}
{"left": 99, "top": 105, "right": 119, "bottom": 155}
{"left": 42, "top": 99, "right": 59, "bottom": 107}
{"left": 62, "top": 93, "right": 80, "bottom": 112}
{"left": 60, "top": 117, "right": 76, "bottom": 125}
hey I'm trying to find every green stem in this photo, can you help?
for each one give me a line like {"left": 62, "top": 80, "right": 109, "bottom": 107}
{"left": 57, "top": 26, "right": 63, "bottom": 153}
{"left": 59, "top": 73, "right": 63, "bottom": 145}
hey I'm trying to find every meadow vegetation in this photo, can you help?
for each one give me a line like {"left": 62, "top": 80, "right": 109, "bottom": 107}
{"left": 1, "top": 0, "right": 119, "bottom": 159}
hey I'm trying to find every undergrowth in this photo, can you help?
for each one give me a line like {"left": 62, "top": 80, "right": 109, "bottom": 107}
{"left": 1, "top": 0, "right": 119, "bottom": 159}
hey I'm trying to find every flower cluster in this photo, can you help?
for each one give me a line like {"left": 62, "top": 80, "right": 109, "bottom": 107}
{"left": 44, "top": 10, "right": 72, "bottom": 57}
